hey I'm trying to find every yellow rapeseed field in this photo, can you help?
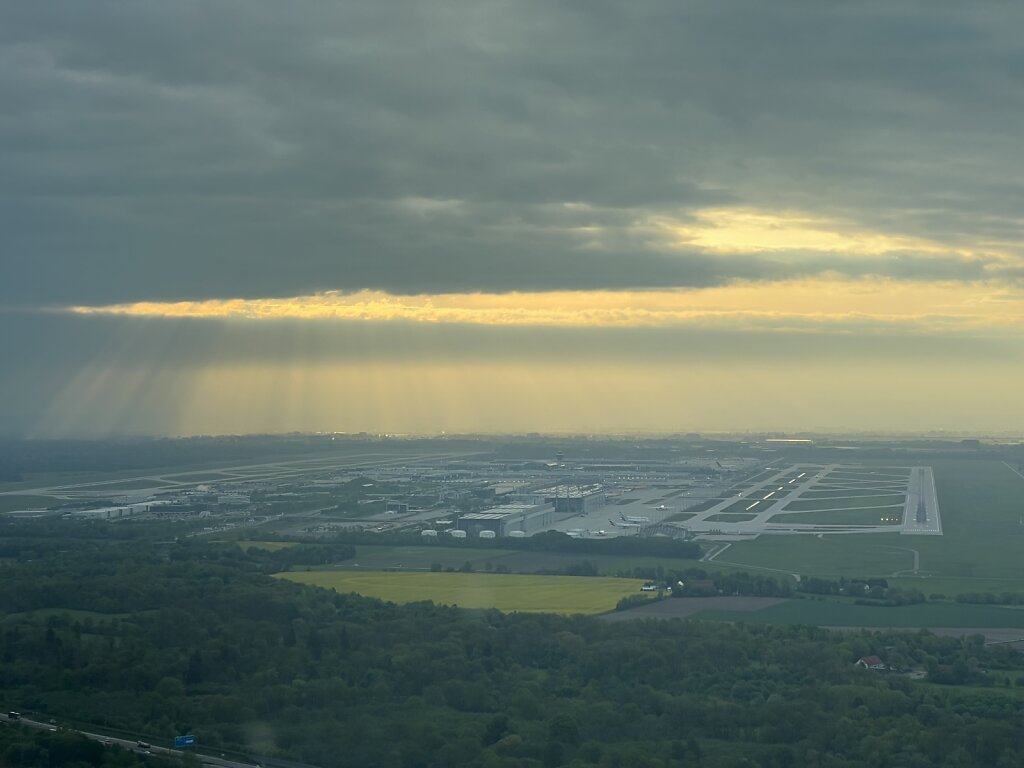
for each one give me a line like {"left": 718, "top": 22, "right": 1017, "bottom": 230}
{"left": 275, "top": 570, "right": 650, "bottom": 615}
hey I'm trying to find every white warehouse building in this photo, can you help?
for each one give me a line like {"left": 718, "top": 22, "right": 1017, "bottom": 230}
{"left": 456, "top": 503, "right": 555, "bottom": 537}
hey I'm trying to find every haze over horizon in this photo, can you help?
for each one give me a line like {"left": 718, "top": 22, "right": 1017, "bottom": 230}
{"left": 3, "top": 1, "right": 1024, "bottom": 437}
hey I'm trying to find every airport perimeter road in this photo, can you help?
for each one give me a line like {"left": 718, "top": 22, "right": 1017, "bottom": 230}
{"left": 1004, "top": 461, "right": 1024, "bottom": 481}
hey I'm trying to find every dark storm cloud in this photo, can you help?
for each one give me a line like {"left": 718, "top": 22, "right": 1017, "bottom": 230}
{"left": 0, "top": 193, "right": 1009, "bottom": 306}
{"left": 3, "top": 1, "right": 1024, "bottom": 305}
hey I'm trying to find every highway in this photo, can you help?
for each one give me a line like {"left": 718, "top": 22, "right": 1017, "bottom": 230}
{"left": 1, "top": 714, "right": 262, "bottom": 768}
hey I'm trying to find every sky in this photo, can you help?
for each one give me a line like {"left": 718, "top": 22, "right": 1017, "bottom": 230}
{"left": 2, "top": 1, "right": 1024, "bottom": 437}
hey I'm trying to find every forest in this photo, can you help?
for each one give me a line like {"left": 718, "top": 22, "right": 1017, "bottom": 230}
{"left": 1, "top": 536, "right": 1023, "bottom": 767}
{"left": 0, "top": 724, "right": 181, "bottom": 768}
{"left": 327, "top": 529, "right": 702, "bottom": 561}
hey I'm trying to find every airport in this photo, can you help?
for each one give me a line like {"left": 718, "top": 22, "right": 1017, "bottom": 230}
{"left": 1, "top": 445, "right": 942, "bottom": 545}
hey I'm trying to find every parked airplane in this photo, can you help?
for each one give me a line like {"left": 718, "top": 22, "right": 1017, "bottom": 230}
{"left": 609, "top": 518, "right": 642, "bottom": 529}
{"left": 621, "top": 512, "right": 651, "bottom": 523}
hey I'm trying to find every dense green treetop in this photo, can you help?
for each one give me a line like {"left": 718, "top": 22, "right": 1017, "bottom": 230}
{"left": 1, "top": 539, "right": 1023, "bottom": 767}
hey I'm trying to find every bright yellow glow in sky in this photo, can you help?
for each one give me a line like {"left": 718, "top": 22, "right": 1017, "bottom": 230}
{"left": 31, "top": 357, "right": 1024, "bottom": 438}
{"left": 64, "top": 204, "right": 1024, "bottom": 334}
{"left": 653, "top": 208, "right": 988, "bottom": 257}
{"left": 35, "top": 207, "right": 1024, "bottom": 436}
{"left": 66, "top": 279, "right": 1024, "bottom": 334}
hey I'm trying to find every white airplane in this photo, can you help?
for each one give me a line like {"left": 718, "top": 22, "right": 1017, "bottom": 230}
{"left": 622, "top": 512, "right": 652, "bottom": 523}
{"left": 609, "top": 518, "right": 642, "bottom": 529}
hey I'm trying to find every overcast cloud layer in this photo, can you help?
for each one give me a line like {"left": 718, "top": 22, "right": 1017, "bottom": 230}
{"left": 4, "top": 2, "right": 1024, "bottom": 436}
{"left": 4, "top": 0, "right": 1024, "bottom": 305}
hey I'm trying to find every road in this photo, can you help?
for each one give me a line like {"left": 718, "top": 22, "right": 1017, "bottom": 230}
{"left": 1, "top": 714, "right": 262, "bottom": 768}
{"left": 700, "top": 540, "right": 802, "bottom": 582}
{"left": 1003, "top": 461, "right": 1024, "bottom": 482}
{"left": 884, "top": 545, "right": 921, "bottom": 575}
{"left": 700, "top": 542, "right": 731, "bottom": 562}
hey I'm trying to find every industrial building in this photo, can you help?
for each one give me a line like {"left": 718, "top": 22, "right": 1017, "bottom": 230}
{"left": 516, "top": 483, "right": 606, "bottom": 514}
{"left": 457, "top": 503, "right": 555, "bottom": 537}
{"left": 62, "top": 500, "right": 172, "bottom": 520}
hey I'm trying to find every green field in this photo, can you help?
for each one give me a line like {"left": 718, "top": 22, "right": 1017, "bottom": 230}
{"left": 746, "top": 472, "right": 775, "bottom": 482}
{"left": 0, "top": 464, "right": 244, "bottom": 492}
{"left": 694, "top": 597, "right": 1024, "bottom": 628}
{"left": 706, "top": 513, "right": 758, "bottom": 522}
{"left": 0, "top": 446, "right": 399, "bottom": 492}
{"left": 828, "top": 468, "right": 911, "bottom": 479}
{"left": 712, "top": 459, "right": 1024, "bottom": 595}
{"left": 719, "top": 499, "right": 769, "bottom": 514}
{"left": 334, "top": 544, "right": 705, "bottom": 578}
{"left": 812, "top": 484, "right": 906, "bottom": 494}
{"left": 0, "top": 495, "right": 61, "bottom": 513}
{"left": 818, "top": 480, "right": 905, "bottom": 489}
{"left": 668, "top": 498, "right": 730, "bottom": 516}
{"left": 801, "top": 488, "right": 904, "bottom": 500}
{"left": 783, "top": 495, "right": 905, "bottom": 512}
{"left": 60, "top": 478, "right": 175, "bottom": 491}
{"left": 715, "top": 534, "right": 914, "bottom": 578}
{"left": 276, "top": 570, "right": 650, "bottom": 614}
{"left": 887, "top": 577, "right": 1024, "bottom": 597}
{"left": 769, "top": 506, "right": 904, "bottom": 525}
